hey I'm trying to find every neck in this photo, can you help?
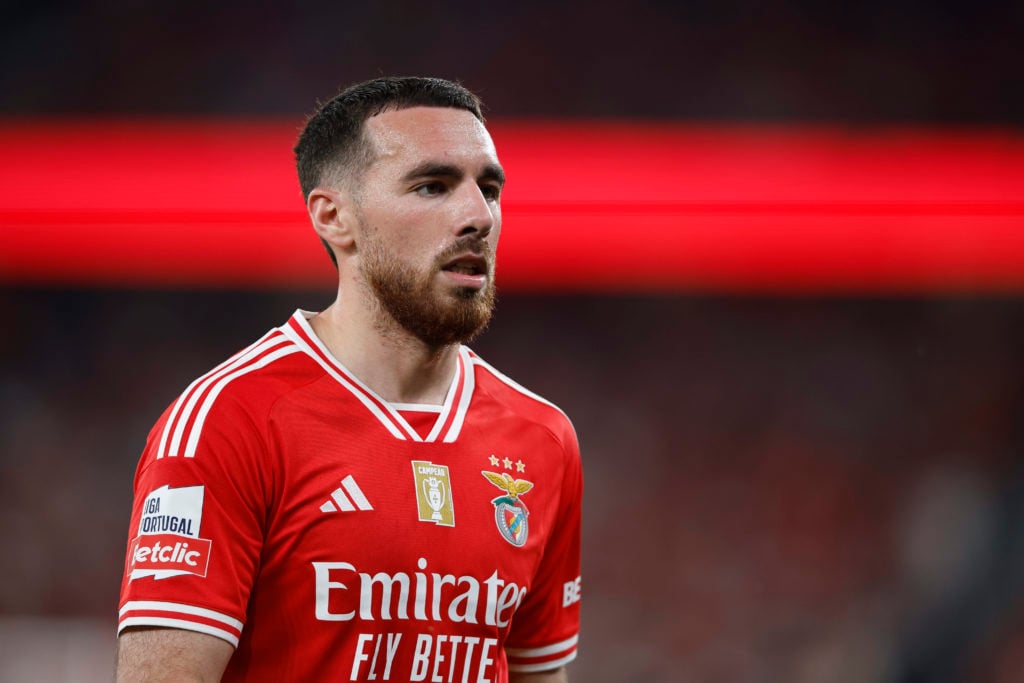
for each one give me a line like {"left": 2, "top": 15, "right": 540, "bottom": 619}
{"left": 310, "top": 291, "right": 459, "bottom": 405}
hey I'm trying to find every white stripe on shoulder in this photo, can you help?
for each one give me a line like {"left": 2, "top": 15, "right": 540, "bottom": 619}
{"left": 183, "top": 345, "right": 300, "bottom": 458}
{"left": 157, "top": 330, "right": 286, "bottom": 459}
{"left": 467, "top": 352, "right": 568, "bottom": 420}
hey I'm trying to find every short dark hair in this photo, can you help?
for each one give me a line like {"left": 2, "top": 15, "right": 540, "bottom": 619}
{"left": 295, "top": 76, "right": 485, "bottom": 200}
{"left": 294, "top": 77, "right": 485, "bottom": 268}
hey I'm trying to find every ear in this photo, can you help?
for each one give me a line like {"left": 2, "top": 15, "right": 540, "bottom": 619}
{"left": 307, "top": 188, "right": 356, "bottom": 255}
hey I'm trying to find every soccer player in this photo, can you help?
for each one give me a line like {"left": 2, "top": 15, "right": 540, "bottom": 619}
{"left": 115, "top": 77, "right": 582, "bottom": 682}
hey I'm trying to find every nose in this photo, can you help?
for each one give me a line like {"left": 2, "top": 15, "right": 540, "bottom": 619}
{"left": 454, "top": 183, "right": 496, "bottom": 239}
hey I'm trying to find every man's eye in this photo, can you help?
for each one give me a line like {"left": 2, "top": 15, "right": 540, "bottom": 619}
{"left": 481, "top": 184, "right": 501, "bottom": 201}
{"left": 415, "top": 182, "right": 446, "bottom": 196}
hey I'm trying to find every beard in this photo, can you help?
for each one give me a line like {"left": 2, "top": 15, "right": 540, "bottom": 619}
{"left": 358, "top": 226, "right": 497, "bottom": 348}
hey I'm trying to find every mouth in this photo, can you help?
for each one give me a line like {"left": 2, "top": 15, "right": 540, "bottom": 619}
{"left": 440, "top": 253, "right": 490, "bottom": 289}
{"left": 442, "top": 255, "right": 486, "bottom": 276}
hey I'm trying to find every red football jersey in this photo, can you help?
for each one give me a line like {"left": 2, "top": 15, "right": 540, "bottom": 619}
{"left": 118, "top": 310, "right": 582, "bottom": 681}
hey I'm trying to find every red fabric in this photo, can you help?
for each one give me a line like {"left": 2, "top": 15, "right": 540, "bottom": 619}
{"left": 118, "top": 311, "right": 582, "bottom": 681}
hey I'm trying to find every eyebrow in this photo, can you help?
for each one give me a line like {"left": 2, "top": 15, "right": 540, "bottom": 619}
{"left": 402, "top": 161, "right": 506, "bottom": 187}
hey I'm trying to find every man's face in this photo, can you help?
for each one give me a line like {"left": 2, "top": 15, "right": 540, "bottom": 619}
{"left": 352, "top": 106, "right": 504, "bottom": 348}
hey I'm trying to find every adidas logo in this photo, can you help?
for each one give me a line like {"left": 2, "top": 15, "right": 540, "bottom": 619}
{"left": 320, "top": 475, "right": 373, "bottom": 513}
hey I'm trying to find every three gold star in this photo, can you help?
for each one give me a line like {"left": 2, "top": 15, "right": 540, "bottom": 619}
{"left": 487, "top": 454, "right": 526, "bottom": 472}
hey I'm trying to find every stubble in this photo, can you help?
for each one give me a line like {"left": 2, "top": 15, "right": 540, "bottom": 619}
{"left": 358, "top": 224, "right": 497, "bottom": 349}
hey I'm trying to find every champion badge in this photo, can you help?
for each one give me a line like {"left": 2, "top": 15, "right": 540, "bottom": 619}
{"left": 482, "top": 471, "right": 533, "bottom": 547}
{"left": 412, "top": 461, "right": 455, "bottom": 527}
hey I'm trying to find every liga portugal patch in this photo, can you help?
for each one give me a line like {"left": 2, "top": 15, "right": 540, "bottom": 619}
{"left": 128, "top": 484, "right": 213, "bottom": 581}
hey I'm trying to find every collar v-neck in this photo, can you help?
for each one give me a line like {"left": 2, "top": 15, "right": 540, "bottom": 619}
{"left": 282, "top": 310, "right": 475, "bottom": 443}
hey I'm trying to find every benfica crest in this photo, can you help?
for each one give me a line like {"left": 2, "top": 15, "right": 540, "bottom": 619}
{"left": 481, "top": 471, "right": 533, "bottom": 547}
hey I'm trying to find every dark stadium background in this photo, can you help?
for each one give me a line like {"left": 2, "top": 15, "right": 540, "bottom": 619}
{"left": 2, "top": 2, "right": 1023, "bottom": 681}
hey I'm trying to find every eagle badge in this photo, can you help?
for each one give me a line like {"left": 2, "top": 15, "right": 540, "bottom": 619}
{"left": 481, "top": 471, "right": 533, "bottom": 547}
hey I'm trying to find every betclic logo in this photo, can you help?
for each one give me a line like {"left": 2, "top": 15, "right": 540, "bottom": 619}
{"left": 130, "top": 533, "right": 212, "bottom": 577}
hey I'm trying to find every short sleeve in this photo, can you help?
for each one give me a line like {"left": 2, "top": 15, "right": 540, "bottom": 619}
{"left": 117, "top": 388, "right": 271, "bottom": 648}
{"left": 505, "top": 420, "right": 583, "bottom": 672}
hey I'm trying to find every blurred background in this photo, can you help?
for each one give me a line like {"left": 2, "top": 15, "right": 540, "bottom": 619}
{"left": 2, "top": 1, "right": 1023, "bottom": 681}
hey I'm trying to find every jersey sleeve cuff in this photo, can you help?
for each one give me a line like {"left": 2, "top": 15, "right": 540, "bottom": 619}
{"left": 505, "top": 633, "right": 579, "bottom": 672}
{"left": 117, "top": 600, "right": 243, "bottom": 648}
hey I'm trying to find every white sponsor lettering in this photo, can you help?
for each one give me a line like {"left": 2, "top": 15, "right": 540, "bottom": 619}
{"left": 313, "top": 558, "right": 526, "bottom": 627}
{"left": 351, "top": 632, "right": 402, "bottom": 681}
{"left": 348, "top": 631, "right": 496, "bottom": 682}
{"left": 314, "top": 562, "right": 357, "bottom": 621}
{"left": 409, "top": 634, "right": 495, "bottom": 683}
{"left": 476, "top": 638, "right": 495, "bottom": 683}
{"left": 562, "top": 576, "right": 582, "bottom": 607}
{"left": 133, "top": 540, "right": 201, "bottom": 566}
{"left": 430, "top": 635, "right": 448, "bottom": 683}
{"left": 410, "top": 634, "right": 431, "bottom": 681}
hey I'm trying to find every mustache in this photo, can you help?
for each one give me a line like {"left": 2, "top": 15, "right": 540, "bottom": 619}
{"left": 435, "top": 236, "right": 494, "bottom": 268}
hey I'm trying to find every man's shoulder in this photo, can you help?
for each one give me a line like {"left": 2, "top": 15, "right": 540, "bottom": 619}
{"left": 465, "top": 349, "right": 577, "bottom": 450}
{"left": 183, "top": 326, "right": 320, "bottom": 403}
{"left": 147, "top": 322, "right": 322, "bottom": 446}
